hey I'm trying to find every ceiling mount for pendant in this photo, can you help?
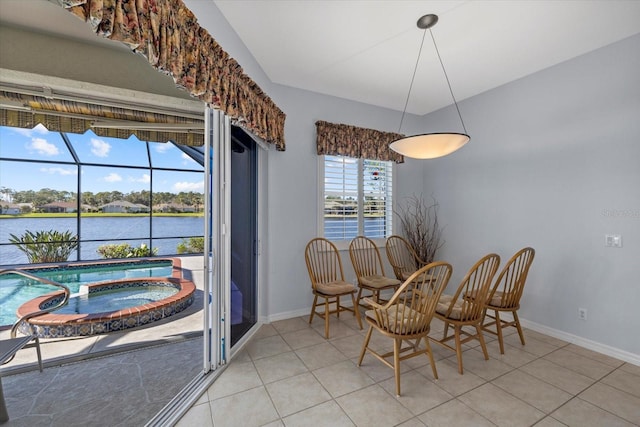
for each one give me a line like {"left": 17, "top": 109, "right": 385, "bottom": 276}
{"left": 416, "top": 14, "right": 438, "bottom": 30}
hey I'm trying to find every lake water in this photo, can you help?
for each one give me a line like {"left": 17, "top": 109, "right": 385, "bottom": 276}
{"left": 1, "top": 216, "right": 386, "bottom": 264}
{"left": 0, "top": 216, "right": 204, "bottom": 265}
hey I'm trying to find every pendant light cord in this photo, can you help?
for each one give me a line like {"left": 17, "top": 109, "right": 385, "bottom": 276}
{"left": 398, "top": 29, "right": 427, "bottom": 133}
{"left": 429, "top": 29, "right": 468, "bottom": 135}
{"left": 398, "top": 26, "right": 468, "bottom": 135}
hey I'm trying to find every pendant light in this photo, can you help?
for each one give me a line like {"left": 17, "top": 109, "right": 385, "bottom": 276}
{"left": 389, "top": 14, "right": 469, "bottom": 159}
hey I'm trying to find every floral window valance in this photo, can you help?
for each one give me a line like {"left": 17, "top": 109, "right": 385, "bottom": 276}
{"left": 59, "top": 0, "right": 286, "bottom": 150}
{"left": 315, "top": 120, "right": 404, "bottom": 163}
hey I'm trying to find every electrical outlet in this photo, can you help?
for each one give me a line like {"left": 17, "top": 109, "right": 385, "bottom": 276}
{"left": 578, "top": 308, "right": 587, "bottom": 321}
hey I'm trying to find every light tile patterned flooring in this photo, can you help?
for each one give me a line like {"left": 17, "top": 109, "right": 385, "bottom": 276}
{"left": 177, "top": 314, "right": 640, "bottom": 427}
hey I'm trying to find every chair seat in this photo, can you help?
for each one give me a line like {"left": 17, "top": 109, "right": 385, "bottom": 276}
{"left": 486, "top": 290, "right": 516, "bottom": 308}
{"left": 317, "top": 280, "right": 356, "bottom": 295}
{"left": 360, "top": 275, "right": 401, "bottom": 289}
{"left": 436, "top": 294, "right": 465, "bottom": 320}
{"left": 365, "top": 303, "right": 425, "bottom": 334}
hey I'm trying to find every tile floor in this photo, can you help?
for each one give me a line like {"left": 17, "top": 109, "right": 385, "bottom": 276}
{"left": 176, "top": 314, "right": 640, "bottom": 427}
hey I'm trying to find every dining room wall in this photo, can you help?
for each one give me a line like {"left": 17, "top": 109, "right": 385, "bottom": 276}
{"left": 418, "top": 33, "right": 640, "bottom": 360}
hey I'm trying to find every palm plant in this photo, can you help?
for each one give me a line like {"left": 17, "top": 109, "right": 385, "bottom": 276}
{"left": 9, "top": 229, "right": 79, "bottom": 263}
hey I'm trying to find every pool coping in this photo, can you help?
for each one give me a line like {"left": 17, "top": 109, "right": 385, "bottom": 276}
{"left": 12, "top": 258, "right": 197, "bottom": 338}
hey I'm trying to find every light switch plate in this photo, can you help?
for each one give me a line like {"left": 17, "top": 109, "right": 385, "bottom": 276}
{"left": 605, "top": 234, "right": 622, "bottom": 248}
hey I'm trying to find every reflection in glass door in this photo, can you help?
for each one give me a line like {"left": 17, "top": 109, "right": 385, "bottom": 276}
{"left": 230, "top": 126, "right": 257, "bottom": 346}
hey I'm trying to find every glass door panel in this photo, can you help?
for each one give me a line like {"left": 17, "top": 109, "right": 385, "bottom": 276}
{"left": 230, "top": 127, "right": 257, "bottom": 346}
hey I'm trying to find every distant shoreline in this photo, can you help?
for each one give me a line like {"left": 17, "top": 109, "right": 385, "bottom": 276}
{"left": 0, "top": 213, "right": 204, "bottom": 219}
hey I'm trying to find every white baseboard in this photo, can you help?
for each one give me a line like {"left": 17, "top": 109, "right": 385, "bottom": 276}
{"left": 518, "top": 317, "right": 640, "bottom": 366}
{"left": 261, "top": 307, "right": 310, "bottom": 323}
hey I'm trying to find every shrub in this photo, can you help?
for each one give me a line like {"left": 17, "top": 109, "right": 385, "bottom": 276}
{"left": 97, "top": 243, "right": 158, "bottom": 259}
{"left": 9, "top": 229, "right": 79, "bottom": 263}
{"left": 176, "top": 237, "right": 204, "bottom": 254}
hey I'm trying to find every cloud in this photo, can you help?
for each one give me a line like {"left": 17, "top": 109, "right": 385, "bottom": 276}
{"left": 103, "top": 173, "right": 122, "bottom": 182}
{"left": 181, "top": 153, "right": 199, "bottom": 165}
{"left": 90, "top": 138, "right": 111, "bottom": 157}
{"left": 129, "top": 173, "right": 151, "bottom": 183}
{"left": 14, "top": 124, "right": 49, "bottom": 137}
{"left": 154, "top": 143, "right": 172, "bottom": 153}
{"left": 40, "top": 167, "right": 77, "bottom": 176}
{"left": 26, "top": 137, "right": 59, "bottom": 156}
{"left": 173, "top": 180, "right": 204, "bottom": 192}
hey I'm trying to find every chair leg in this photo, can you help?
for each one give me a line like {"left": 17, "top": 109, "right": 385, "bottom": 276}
{"left": 513, "top": 311, "right": 526, "bottom": 345}
{"left": 393, "top": 338, "right": 401, "bottom": 396}
{"left": 425, "top": 338, "right": 438, "bottom": 380}
{"left": 356, "top": 287, "right": 364, "bottom": 307}
{"left": 324, "top": 297, "right": 330, "bottom": 339}
{"left": 495, "top": 310, "right": 505, "bottom": 354}
{"left": 476, "top": 324, "right": 489, "bottom": 360}
{"left": 454, "top": 326, "right": 464, "bottom": 374}
{"left": 442, "top": 321, "right": 450, "bottom": 339}
{"left": 351, "top": 293, "right": 363, "bottom": 329}
{"left": 414, "top": 337, "right": 422, "bottom": 350}
{"left": 358, "top": 326, "right": 373, "bottom": 365}
{"left": 309, "top": 295, "right": 318, "bottom": 324}
{"left": 336, "top": 295, "right": 340, "bottom": 318}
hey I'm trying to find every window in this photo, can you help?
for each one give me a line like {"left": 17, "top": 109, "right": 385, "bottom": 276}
{"left": 0, "top": 124, "right": 204, "bottom": 264}
{"left": 321, "top": 155, "right": 393, "bottom": 241}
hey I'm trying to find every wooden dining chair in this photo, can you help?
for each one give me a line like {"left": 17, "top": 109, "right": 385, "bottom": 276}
{"left": 385, "top": 235, "right": 427, "bottom": 282}
{"left": 430, "top": 253, "right": 500, "bottom": 374}
{"left": 358, "top": 261, "right": 452, "bottom": 396}
{"left": 305, "top": 238, "right": 362, "bottom": 338}
{"left": 482, "top": 247, "right": 535, "bottom": 354}
{"left": 349, "top": 236, "right": 402, "bottom": 306}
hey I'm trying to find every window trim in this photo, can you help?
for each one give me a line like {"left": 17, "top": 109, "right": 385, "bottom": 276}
{"left": 318, "top": 155, "right": 394, "bottom": 250}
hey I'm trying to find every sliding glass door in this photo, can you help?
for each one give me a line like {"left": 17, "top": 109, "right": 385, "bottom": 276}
{"left": 204, "top": 110, "right": 259, "bottom": 363}
{"left": 230, "top": 127, "right": 258, "bottom": 346}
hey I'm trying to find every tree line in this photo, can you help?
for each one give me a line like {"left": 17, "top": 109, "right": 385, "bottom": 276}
{"left": 1, "top": 187, "right": 203, "bottom": 209}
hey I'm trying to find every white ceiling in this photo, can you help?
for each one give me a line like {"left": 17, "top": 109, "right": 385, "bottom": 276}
{"left": 212, "top": 0, "right": 640, "bottom": 114}
{"left": 1, "top": 0, "right": 639, "bottom": 116}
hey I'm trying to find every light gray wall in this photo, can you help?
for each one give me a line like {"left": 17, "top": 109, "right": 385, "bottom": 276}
{"left": 420, "top": 34, "right": 640, "bottom": 356}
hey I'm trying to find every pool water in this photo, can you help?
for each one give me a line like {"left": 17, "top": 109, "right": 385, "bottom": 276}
{"left": 0, "top": 261, "right": 173, "bottom": 326}
{"left": 55, "top": 285, "right": 178, "bottom": 315}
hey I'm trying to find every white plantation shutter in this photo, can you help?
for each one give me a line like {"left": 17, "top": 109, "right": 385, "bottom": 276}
{"left": 324, "top": 155, "right": 359, "bottom": 240}
{"left": 362, "top": 159, "right": 393, "bottom": 238}
{"left": 322, "top": 155, "right": 392, "bottom": 240}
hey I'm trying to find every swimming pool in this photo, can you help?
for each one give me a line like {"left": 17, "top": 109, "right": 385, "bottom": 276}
{"left": 0, "top": 259, "right": 176, "bottom": 327}
{"left": 16, "top": 275, "right": 195, "bottom": 338}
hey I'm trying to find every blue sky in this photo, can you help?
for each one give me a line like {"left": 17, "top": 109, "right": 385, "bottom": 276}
{"left": 0, "top": 124, "right": 204, "bottom": 196}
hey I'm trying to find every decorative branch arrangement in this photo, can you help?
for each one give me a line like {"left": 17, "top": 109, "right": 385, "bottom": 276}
{"left": 395, "top": 194, "right": 444, "bottom": 265}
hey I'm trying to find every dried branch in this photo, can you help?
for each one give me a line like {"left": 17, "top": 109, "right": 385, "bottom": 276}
{"left": 394, "top": 194, "right": 444, "bottom": 265}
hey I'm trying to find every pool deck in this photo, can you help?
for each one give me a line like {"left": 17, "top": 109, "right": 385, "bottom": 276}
{"left": 0, "top": 255, "right": 205, "bottom": 373}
